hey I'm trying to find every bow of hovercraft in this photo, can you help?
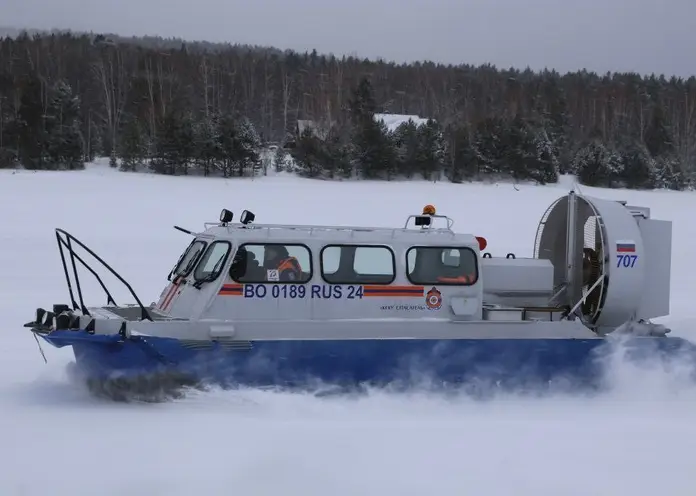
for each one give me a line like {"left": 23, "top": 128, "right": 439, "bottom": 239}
{"left": 24, "top": 305, "right": 210, "bottom": 400}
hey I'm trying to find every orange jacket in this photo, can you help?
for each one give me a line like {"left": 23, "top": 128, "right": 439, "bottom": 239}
{"left": 277, "top": 256, "right": 302, "bottom": 281}
{"left": 437, "top": 273, "right": 476, "bottom": 284}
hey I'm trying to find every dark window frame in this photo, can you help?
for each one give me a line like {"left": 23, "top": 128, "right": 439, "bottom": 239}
{"left": 231, "top": 242, "right": 313, "bottom": 284}
{"left": 171, "top": 239, "right": 208, "bottom": 279}
{"left": 320, "top": 244, "right": 397, "bottom": 285}
{"left": 405, "top": 245, "right": 479, "bottom": 286}
{"left": 193, "top": 240, "right": 232, "bottom": 282}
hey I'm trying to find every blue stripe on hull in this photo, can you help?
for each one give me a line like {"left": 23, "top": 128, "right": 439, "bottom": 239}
{"left": 42, "top": 330, "right": 696, "bottom": 393}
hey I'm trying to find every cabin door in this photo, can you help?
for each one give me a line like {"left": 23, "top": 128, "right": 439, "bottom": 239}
{"left": 162, "top": 240, "right": 235, "bottom": 319}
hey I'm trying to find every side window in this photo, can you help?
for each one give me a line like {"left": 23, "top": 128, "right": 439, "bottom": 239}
{"left": 406, "top": 246, "right": 478, "bottom": 285}
{"left": 193, "top": 241, "right": 231, "bottom": 281}
{"left": 321, "top": 245, "right": 395, "bottom": 284}
{"left": 170, "top": 240, "right": 207, "bottom": 279}
{"left": 230, "top": 243, "right": 312, "bottom": 283}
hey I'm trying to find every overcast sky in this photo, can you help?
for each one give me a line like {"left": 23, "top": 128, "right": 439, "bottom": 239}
{"left": 2, "top": 0, "right": 694, "bottom": 77}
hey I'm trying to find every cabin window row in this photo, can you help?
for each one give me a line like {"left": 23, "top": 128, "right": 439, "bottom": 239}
{"left": 227, "top": 243, "right": 479, "bottom": 286}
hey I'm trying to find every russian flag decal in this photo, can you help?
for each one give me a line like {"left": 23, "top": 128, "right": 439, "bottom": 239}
{"left": 616, "top": 240, "right": 636, "bottom": 253}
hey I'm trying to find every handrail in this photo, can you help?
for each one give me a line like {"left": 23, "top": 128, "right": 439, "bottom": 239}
{"left": 201, "top": 221, "right": 455, "bottom": 235}
{"left": 403, "top": 214, "right": 454, "bottom": 230}
{"left": 57, "top": 234, "right": 117, "bottom": 307}
{"left": 55, "top": 229, "right": 153, "bottom": 321}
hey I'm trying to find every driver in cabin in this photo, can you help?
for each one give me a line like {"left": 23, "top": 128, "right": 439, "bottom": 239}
{"left": 229, "top": 247, "right": 249, "bottom": 280}
{"left": 229, "top": 247, "right": 262, "bottom": 281}
{"left": 264, "top": 245, "right": 302, "bottom": 281}
{"left": 436, "top": 248, "right": 477, "bottom": 284}
{"left": 230, "top": 248, "right": 245, "bottom": 275}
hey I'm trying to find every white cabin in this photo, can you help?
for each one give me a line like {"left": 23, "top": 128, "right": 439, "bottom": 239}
{"left": 153, "top": 206, "right": 561, "bottom": 331}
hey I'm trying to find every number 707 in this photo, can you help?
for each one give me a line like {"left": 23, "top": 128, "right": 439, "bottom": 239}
{"left": 617, "top": 254, "right": 637, "bottom": 268}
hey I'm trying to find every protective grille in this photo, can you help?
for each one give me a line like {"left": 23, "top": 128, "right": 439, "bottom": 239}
{"left": 583, "top": 216, "right": 597, "bottom": 251}
{"left": 578, "top": 197, "right": 606, "bottom": 323}
{"left": 533, "top": 197, "right": 562, "bottom": 259}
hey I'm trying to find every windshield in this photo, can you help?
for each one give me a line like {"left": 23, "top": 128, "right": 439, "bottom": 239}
{"left": 194, "top": 241, "right": 232, "bottom": 281}
{"left": 171, "top": 239, "right": 208, "bottom": 279}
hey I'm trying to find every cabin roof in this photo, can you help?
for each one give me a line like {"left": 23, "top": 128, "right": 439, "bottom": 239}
{"left": 197, "top": 223, "right": 477, "bottom": 246}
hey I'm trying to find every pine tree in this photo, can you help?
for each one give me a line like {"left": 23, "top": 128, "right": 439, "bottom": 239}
{"left": 642, "top": 103, "right": 686, "bottom": 189}
{"left": 175, "top": 111, "right": 196, "bottom": 175}
{"left": 348, "top": 77, "right": 377, "bottom": 125}
{"left": 502, "top": 115, "right": 528, "bottom": 180}
{"left": 604, "top": 147, "right": 624, "bottom": 188}
{"left": 44, "top": 80, "right": 84, "bottom": 170}
{"left": 16, "top": 74, "right": 46, "bottom": 170}
{"left": 291, "top": 127, "right": 326, "bottom": 178}
{"left": 217, "top": 114, "right": 238, "bottom": 177}
{"left": 496, "top": 116, "right": 558, "bottom": 184}
{"left": 320, "top": 124, "right": 353, "bottom": 179}
{"left": 324, "top": 135, "right": 353, "bottom": 179}
{"left": 194, "top": 113, "right": 221, "bottom": 176}
{"left": 531, "top": 128, "right": 559, "bottom": 185}
{"left": 443, "top": 124, "right": 477, "bottom": 183}
{"left": 644, "top": 105, "right": 674, "bottom": 158}
{"left": 234, "top": 117, "right": 262, "bottom": 176}
{"left": 152, "top": 110, "right": 187, "bottom": 175}
{"left": 619, "top": 140, "right": 654, "bottom": 189}
{"left": 118, "top": 114, "right": 146, "bottom": 171}
{"left": 0, "top": 73, "right": 18, "bottom": 169}
{"left": 352, "top": 118, "right": 397, "bottom": 179}
{"left": 652, "top": 155, "right": 686, "bottom": 190}
{"left": 536, "top": 76, "right": 571, "bottom": 172}
{"left": 573, "top": 140, "right": 618, "bottom": 187}
{"left": 273, "top": 146, "right": 294, "bottom": 173}
{"left": 348, "top": 77, "right": 400, "bottom": 179}
{"left": 474, "top": 117, "right": 508, "bottom": 176}
{"left": 416, "top": 119, "right": 445, "bottom": 181}
{"left": 393, "top": 120, "right": 420, "bottom": 178}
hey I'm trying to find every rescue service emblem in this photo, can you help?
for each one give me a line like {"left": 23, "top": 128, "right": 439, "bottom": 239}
{"left": 425, "top": 287, "right": 442, "bottom": 310}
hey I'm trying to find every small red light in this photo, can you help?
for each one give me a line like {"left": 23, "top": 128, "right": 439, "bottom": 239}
{"left": 476, "top": 236, "right": 487, "bottom": 251}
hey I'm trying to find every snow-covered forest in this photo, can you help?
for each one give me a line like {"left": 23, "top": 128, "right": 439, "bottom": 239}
{"left": 0, "top": 30, "right": 692, "bottom": 189}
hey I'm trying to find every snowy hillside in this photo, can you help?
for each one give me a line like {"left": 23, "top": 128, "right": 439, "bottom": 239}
{"left": 2, "top": 161, "right": 696, "bottom": 495}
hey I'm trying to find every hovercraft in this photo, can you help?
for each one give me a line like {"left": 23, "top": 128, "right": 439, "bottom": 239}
{"left": 24, "top": 191, "right": 696, "bottom": 400}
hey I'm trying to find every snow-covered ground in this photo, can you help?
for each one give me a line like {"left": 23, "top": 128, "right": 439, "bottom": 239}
{"left": 2, "top": 162, "right": 696, "bottom": 495}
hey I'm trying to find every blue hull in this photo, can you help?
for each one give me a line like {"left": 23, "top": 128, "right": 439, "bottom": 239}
{"left": 39, "top": 329, "right": 696, "bottom": 398}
